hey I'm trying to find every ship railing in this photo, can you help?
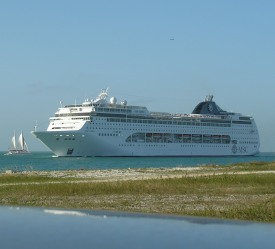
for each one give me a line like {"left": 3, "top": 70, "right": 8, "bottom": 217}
{"left": 150, "top": 112, "right": 231, "bottom": 120}
{"left": 150, "top": 112, "right": 173, "bottom": 118}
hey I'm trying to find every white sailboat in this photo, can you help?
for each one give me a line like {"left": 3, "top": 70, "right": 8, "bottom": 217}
{"left": 5, "top": 131, "right": 30, "bottom": 155}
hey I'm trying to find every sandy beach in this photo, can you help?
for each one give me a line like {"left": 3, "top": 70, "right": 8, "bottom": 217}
{"left": 2, "top": 166, "right": 275, "bottom": 185}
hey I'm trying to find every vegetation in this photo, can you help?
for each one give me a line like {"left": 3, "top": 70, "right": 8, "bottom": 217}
{"left": 0, "top": 161, "right": 275, "bottom": 222}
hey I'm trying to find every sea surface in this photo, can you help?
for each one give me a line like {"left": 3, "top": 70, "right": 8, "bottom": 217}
{"left": 0, "top": 151, "right": 275, "bottom": 172}
{"left": 1, "top": 206, "right": 275, "bottom": 249}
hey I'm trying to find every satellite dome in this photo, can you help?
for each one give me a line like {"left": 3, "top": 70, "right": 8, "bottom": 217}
{"left": 121, "top": 100, "right": 127, "bottom": 106}
{"left": 110, "top": 97, "right": 117, "bottom": 104}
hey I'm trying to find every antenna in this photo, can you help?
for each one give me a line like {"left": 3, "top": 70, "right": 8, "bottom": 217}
{"left": 34, "top": 120, "right": 38, "bottom": 132}
{"left": 205, "top": 95, "right": 213, "bottom": 102}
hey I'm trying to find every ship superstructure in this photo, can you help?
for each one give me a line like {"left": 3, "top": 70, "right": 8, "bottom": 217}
{"left": 32, "top": 89, "right": 260, "bottom": 157}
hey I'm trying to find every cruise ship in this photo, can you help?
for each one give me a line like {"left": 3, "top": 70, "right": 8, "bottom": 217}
{"left": 32, "top": 89, "right": 260, "bottom": 157}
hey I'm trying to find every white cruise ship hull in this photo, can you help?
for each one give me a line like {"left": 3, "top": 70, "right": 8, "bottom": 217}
{"left": 32, "top": 90, "right": 260, "bottom": 157}
{"left": 32, "top": 130, "right": 259, "bottom": 157}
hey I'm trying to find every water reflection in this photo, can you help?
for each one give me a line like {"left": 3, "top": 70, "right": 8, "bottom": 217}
{"left": 1, "top": 207, "right": 275, "bottom": 249}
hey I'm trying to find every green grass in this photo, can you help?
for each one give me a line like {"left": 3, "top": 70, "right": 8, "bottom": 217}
{"left": 0, "top": 175, "right": 59, "bottom": 184}
{"left": 227, "top": 160, "right": 275, "bottom": 171}
{"left": 1, "top": 163, "right": 275, "bottom": 222}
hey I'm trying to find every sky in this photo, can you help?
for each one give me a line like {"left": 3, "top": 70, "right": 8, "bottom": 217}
{"left": 0, "top": 0, "right": 275, "bottom": 152}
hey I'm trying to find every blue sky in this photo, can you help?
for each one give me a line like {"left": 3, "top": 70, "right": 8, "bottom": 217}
{"left": 0, "top": 0, "right": 275, "bottom": 152}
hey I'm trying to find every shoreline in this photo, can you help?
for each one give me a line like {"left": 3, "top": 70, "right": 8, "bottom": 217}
{"left": 1, "top": 163, "right": 275, "bottom": 222}
{"left": 2, "top": 165, "right": 275, "bottom": 185}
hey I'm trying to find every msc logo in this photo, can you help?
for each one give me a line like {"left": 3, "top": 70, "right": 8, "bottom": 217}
{"left": 232, "top": 144, "right": 237, "bottom": 154}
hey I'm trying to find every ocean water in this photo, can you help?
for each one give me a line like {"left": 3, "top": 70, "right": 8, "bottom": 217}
{"left": 0, "top": 151, "right": 275, "bottom": 172}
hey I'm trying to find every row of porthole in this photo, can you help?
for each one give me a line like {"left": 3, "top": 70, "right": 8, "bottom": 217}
{"left": 91, "top": 122, "right": 228, "bottom": 128}
{"left": 56, "top": 138, "right": 76, "bottom": 140}
{"left": 93, "top": 127, "right": 227, "bottom": 134}
{"left": 98, "top": 133, "right": 120, "bottom": 136}
{"left": 118, "top": 144, "right": 231, "bottom": 147}
{"left": 105, "top": 118, "right": 232, "bottom": 127}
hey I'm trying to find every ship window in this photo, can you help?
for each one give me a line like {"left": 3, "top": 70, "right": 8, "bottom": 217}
{"left": 125, "top": 132, "right": 231, "bottom": 145}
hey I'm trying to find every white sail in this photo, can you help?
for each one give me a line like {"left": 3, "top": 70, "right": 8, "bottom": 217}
{"left": 18, "top": 132, "right": 24, "bottom": 150}
{"left": 11, "top": 132, "right": 17, "bottom": 150}
{"left": 18, "top": 131, "right": 29, "bottom": 152}
{"left": 24, "top": 140, "right": 29, "bottom": 152}
{"left": 4, "top": 131, "right": 30, "bottom": 155}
